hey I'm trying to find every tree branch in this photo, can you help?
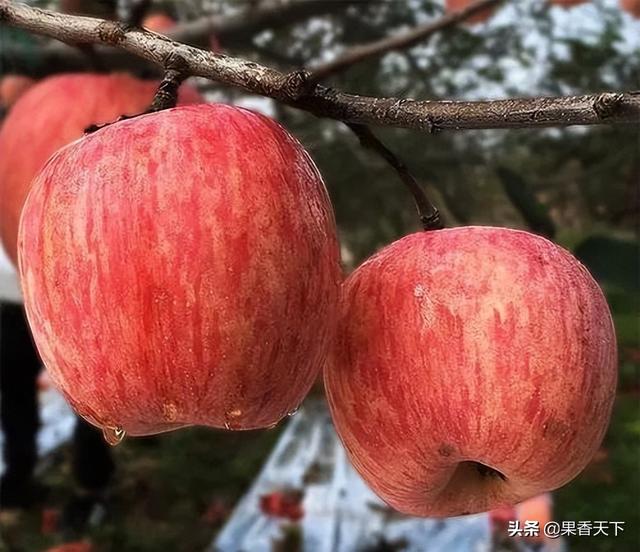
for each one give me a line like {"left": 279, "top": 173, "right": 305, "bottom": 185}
{"left": 346, "top": 123, "right": 442, "bottom": 230}
{"left": 1, "top": 2, "right": 638, "bottom": 132}
{"left": 308, "top": 0, "right": 504, "bottom": 84}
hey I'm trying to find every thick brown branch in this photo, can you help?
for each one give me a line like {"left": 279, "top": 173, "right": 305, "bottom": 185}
{"left": 346, "top": 123, "right": 442, "bottom": 230}
{"left": 308, "top": 0, "right": 505, "bottom": 83}
{"left": 1, "top": 2, "right": 638, "bottom": 131}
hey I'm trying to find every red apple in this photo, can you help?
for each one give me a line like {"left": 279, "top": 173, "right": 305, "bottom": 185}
{"left": 0, "top": 75, "right": 35, "bottom": 109}
{"left": 445, "top": 0, "right": 496, "bottom": 24}
{"left": 19, "top": 103, "right": 341, "bottom": 437}
{"left": 142, "top": 13, "right": 176, "bottom": 33}
{"left": 621, "top": 0, "right": 640, "bottom": 18}
{"left": 325, "top": 226, "right": 617, "bottom": 517}
{"left": 0, "top": 73, "right": 202, "bottom": 266}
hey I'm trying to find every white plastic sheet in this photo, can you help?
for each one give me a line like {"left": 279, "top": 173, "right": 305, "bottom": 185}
{"left": 213, "top": 399, "right": 492, "bottom": 552}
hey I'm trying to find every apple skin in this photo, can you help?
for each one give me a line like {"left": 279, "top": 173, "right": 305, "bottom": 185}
{"left": 325, "top": 226, "right": 617, "bottom": 517}
{"left": 0, "top": 73, "right": 202, "bottom": 266}
{"left": 18, "top": 103, "right": 341, "bottom": 436}
{"left": 446, "top": 0, "right": 495, "bottom": 24}
{"left": 0, "top": 75, "right": 35, "bottom": 109}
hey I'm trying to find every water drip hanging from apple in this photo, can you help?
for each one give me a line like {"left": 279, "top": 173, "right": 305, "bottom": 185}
{"left": 102, "top": 426, "right": 126, "bottom": 447}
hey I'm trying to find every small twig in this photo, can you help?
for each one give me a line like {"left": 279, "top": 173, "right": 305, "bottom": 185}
{"left": 85, "top": 61, "right": 186, "bottom": 134}
{"left": 149, "top": 67, "right": 186, "bottom": 112}
{"left": 308, "top": 0, "right": 505, "bottom": 85}
{"left": 346, "top": 123, "right": 442, "bottom": 231}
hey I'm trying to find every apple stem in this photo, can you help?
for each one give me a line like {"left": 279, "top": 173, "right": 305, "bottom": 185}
{"left": 84, "top": 64, "right": 186, "bottom": 135}
{"left": 346, "top": 122, "right": 443, "bottom": 231}
{"left": 149, "top": 68, "right": 186, "bottom": 112}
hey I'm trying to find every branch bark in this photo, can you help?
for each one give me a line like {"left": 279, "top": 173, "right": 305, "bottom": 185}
{"left": 308, "top": 0, "right": 504, "bottom": 83}
{"left": 1, "top": 2, "right": 638, "bottom": 132}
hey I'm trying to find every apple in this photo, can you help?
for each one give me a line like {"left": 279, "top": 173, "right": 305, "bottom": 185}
{"left": 18, "top": 103, "right": 341, "bottom": 437}
{"left": 142, "top": 13, "right": 176, "bottom": 33}
{"left": 325, "top": 226, "right": 617, "bottom": 517}
{"left": 0, "top": 75, "right": 35, "bottom": 109}
{"left": 0, "top": 73, "right": 202, "bottom": 266}
{"left": 445, "top": 0, "right": 496, "bottom": 24}
{"left": 621, "top": 0, "right": 640, "bottom": 18}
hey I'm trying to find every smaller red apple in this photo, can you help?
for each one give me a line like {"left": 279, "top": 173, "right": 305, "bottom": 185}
{"left": 325, "top": 227, "right": 617, "bottom": 517}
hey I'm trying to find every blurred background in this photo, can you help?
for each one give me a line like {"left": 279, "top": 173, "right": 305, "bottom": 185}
{"left": 0, "top": 0, "right": 638, "bottom": 551}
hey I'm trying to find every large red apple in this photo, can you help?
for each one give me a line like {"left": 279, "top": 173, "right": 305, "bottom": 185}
{"left": 0, "top": 73, "right": 202, "bottom": 266}
{"left": 19, "top": 104, "right": 341, "bottom": 437}
{"left": 325, "top": 226, "right": 616, "bottom": 517}
{"left": 445, "top": 0, "right": 496, "bottom": 24}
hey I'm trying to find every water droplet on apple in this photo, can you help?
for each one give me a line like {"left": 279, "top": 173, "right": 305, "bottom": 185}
{"left": 102, "top": 425, "right": 126, "bottom": 446}
{"left": 266, "top": 421, "right": 279, "bottom": 430}
{"left": 287, "top": 406, "right": 300, "bottom": 417}
{"left": 223, "top": 408, "right": 242, "bottom": 430}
